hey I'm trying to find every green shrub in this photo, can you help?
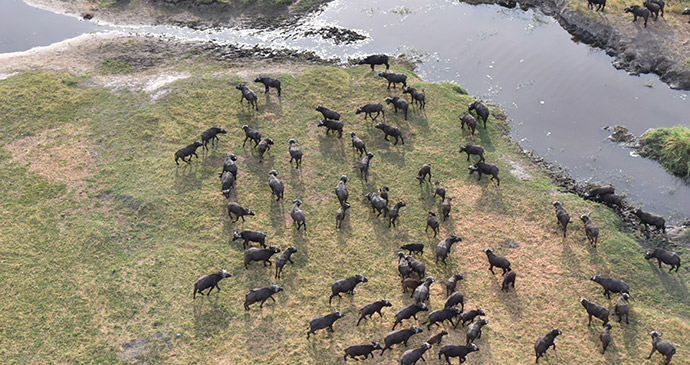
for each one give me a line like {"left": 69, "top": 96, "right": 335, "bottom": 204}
{"left": 639, "top": 126, "right": 690, "bottom": 177}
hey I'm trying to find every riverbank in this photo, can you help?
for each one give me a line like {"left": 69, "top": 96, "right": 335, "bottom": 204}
{"left": 22, "top": 0, "right": 690, "bottom": 90}
{"left": 0, "top": 32, "right": 329, "bottom": 85}
{"left": 536, "top": 0, "right": 690, "bottom": 90}
{"left": 639, "top": 126, "right": 690, "bottom": 178}
{"left": 465, "top": 0, "right": 690, "bottom": 89}
{"left": 1, "top": 33, "right": 688, "bottom": 363}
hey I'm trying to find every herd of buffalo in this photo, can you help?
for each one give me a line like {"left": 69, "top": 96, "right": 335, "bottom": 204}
{"left": 175, "top": 55, "right": 682, "bottom": 364}
{"left": 586, "top": 0, "right": 688, "bottom": 29}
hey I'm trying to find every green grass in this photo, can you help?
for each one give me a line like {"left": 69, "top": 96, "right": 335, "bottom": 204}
{"left": 100, "top": 58, "right": 134, "bottom": 74}
{"left": 639, "top": 126, "right": 690, "bottom": 178}
{"left": 667, "top": 0, "right": 690, "bottom": 15}
{"left": 390, "top": 6, "right": 413, "bottom": 15}
{"left": 0, "top": 62, "right": 688, "bottom": 364}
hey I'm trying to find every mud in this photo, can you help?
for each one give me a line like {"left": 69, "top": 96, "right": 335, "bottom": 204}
{"left": 303, "top": 26, "right": 367, "bottom": 45}
{"left": 118, "top": 333, "right": 172, "bottom": 361}
{"left": 604, "top": 125, "right": 638, "bottom": 146}
{"left": 0, "top": 33, "right": 330, "bottom": 79}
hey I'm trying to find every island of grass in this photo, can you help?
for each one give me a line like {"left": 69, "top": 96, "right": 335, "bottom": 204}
{"left": 639, "top": 126, "right": 690, "bottom": 178}
{"left": 0, "top": 51, "right": 688, "bottom": 363}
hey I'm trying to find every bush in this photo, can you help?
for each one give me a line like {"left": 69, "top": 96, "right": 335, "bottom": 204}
{"left": 639, "top": 126, "right": 690, "bottom": 178}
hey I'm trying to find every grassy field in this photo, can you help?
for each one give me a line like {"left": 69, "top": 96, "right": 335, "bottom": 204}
{"left": 0, "top": 61, "right": 688, "bottom": 364}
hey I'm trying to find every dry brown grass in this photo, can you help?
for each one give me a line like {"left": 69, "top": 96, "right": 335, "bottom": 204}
{"left": 7, "top": 123, "right": 93, "bottom": 192}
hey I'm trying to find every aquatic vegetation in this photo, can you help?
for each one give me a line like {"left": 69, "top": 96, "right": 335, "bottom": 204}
{"left": 640, "top": 126, "right": 690, "bottom": 178}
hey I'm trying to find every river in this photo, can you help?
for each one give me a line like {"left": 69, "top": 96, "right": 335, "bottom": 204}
{"left": 3, "top": 0, "right": 689, "bottom": 223}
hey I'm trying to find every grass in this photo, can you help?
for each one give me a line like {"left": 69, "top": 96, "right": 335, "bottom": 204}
{"left": 667, "top": 0, "right": 690, "bottom": 15}
{"left": 0, "top": 61, "right": 688, "bottom": 364}
{"left": 390, "top": 6, "right": 413, "bottom": 15}
{"left": 639, "top": 126, "right": 690, "bottom": 178}
{"left": 100, "top": 58, "right": 134, "bottom": 75}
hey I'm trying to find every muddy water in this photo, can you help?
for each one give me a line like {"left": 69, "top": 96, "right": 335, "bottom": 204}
{"left": 0, "top": 0, "right": 104, "bottom": 54}
{"left": 5, "top": 0, "right": 690, "bottom": 222}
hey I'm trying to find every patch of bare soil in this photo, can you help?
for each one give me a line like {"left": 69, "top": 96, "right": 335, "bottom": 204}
{"left": 501, "top": 155, "right": 534, "bottom": 180}
{"left": 23, "top": 0, "right": 97, "bottom": 22}
{"left": 4, "top": 111, "right": 130, "bottom": 226}
{"left": 6, "top": 124, "right": 93, "bottom": 193}
{"left": 0, "top": 33, "right": 318, "bottom": 95}
{"left": 118, "top": 333, "right": 172, "bottom": 361}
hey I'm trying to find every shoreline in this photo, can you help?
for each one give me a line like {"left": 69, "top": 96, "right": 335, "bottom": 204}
{"left": 21, "top": 0, "right": 690, "bottom": 90}
{"left": 461, "top": 0, "right": 690, "bottom": 89}
{"left": 536, "top": 0, "right": 690, "bottom": 90}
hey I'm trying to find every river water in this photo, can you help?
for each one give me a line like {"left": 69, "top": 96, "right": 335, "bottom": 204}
{"left": 3, "top": 0, "right": 689, "bottom": 222}
{"left": 0, "top": 0, "right": 104, "bottom": 53}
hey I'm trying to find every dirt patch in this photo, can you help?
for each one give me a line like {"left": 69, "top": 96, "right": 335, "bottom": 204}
{"left": 0, "top": 33, "right": 324, "bottom": 94}
{"left": 303, "top": 26, "right": 368, "bottom": 45}
{"left": 604, "top": 125, "right": 638, "bottom": 145}
{"left": 118, "top": 337, "right": 151, "bottom": 360}
{"left": 143, "top": 72, "right": 190, "bottom": 100}
{"left": 0, "top": 72, "right": 17, "bottom": 80}
{"left": 499, "top": 239, "right": 520, "bottom": 248}
{"left": 118, "top": 333, "right": 172, "bottom": 361}
{"left": 6, "top": 124, "right": 93, "bottom": 192}
{"left": 93, "top": 70, "right": 192, "bottom": 101}
{"left": 501, "top": 155, "right": 533, "bottom": 180}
